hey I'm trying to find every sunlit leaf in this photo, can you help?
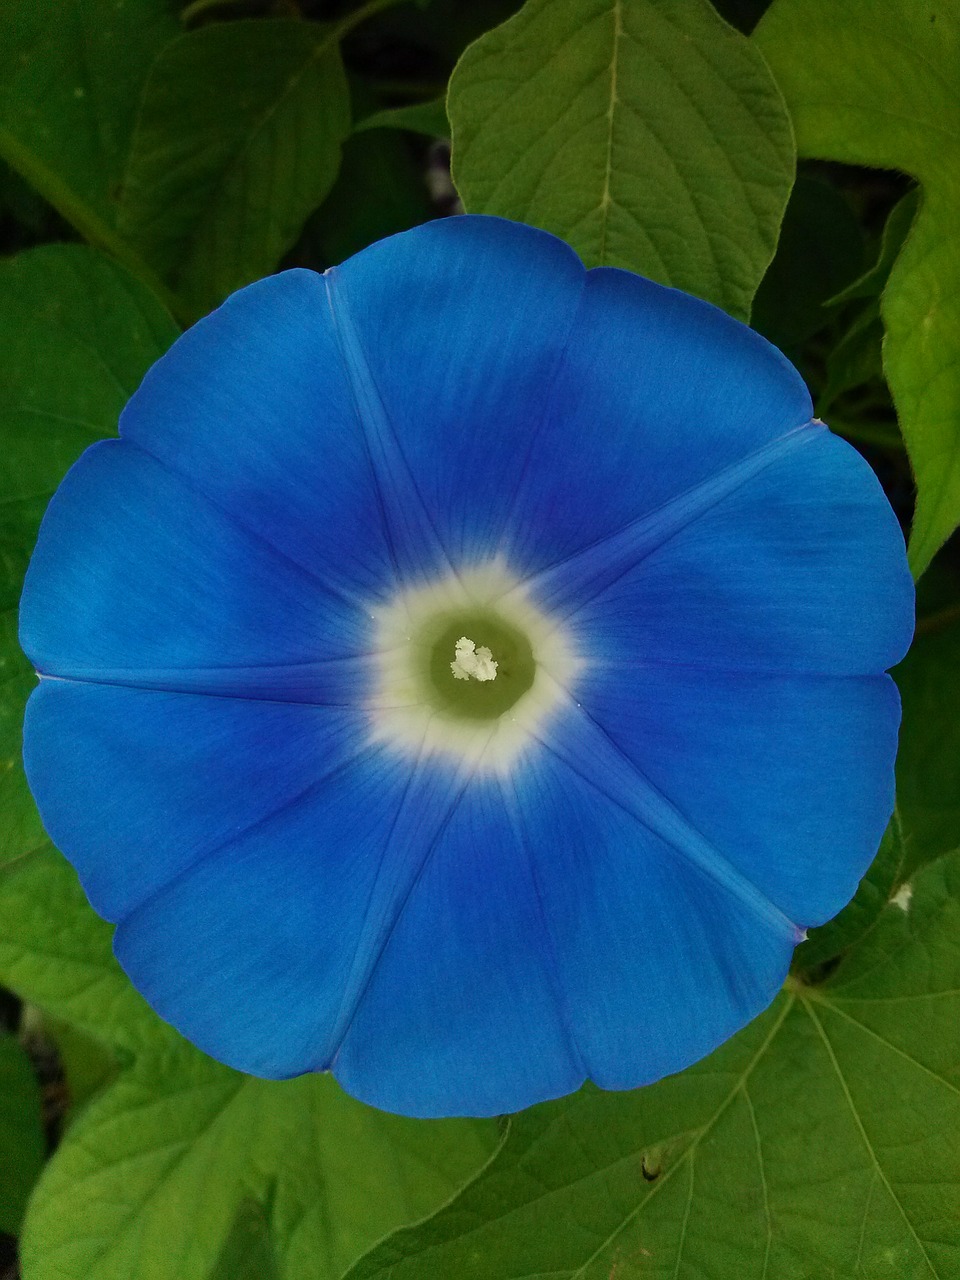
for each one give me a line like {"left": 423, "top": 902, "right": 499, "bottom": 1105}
{"left": 0, "top": 847, "right": 162, "bottom": 1053}
{"left": 449, "top": 0, "right": 794, "bottom": 319}
{"left": 17, "top": 990, "right": 497, "bottom": 1280}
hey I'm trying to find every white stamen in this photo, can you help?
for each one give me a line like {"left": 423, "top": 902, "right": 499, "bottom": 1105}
{"left": 450, "top": 636, "right": 498, "bottom": 682}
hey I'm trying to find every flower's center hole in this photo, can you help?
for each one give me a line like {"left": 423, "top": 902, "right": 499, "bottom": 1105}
{"left": 423, "top": 611, "right": 536, "bottom": 721}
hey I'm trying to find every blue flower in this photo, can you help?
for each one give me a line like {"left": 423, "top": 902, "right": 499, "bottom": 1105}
{"left": 20, "top": 216, "right": 913, "bottom": 1118}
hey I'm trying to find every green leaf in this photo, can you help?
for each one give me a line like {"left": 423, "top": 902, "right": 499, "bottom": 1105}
{"left": 20, "top": 1034, "right": 498, "bottom": 1280}
{"left": 118, "top": 20, "right": 352, "bottom": 316}
{"left": 0, "top": 1030, "right": 45, "bottom": 1235}
{"left": 346, "top": 851, "right": 960, "bottom": 1280}
{"left": 0, "top": 246, "right": 178, "bottom": 871}
{"left": 0, "top": 565, "right": 40, "bottom": 872}
{"left": 0, "top": 246, "right": 178, "bottom": 545}
{"left": 0, "top": 847, "right": 164, "bottom": 1054}
{"left": 355, "top": 97, "right": 450, "bottom": 138}
{"left": 755, "top": 0, "right": 960, "bottom": 576}
{"left": 35, "top": 1016, "right": 118, "bottom": 1121}
{"left": 0, "top": 0, "right": 178, "bottom": 293}
{"left": 829, "top": 190, "right": 920, "bottom": 310}
{"left": 448, "top": 0, "right": 795, "bottom": 319}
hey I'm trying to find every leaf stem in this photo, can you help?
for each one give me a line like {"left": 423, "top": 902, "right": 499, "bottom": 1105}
{"left": 180, "top": 0, "right": 256, "bottom": 26}
{"left": 334, "top": 0, "right": 406, "bottom": 41}
{"left": 915, "top": 602, "right": 960, "bottom": 637}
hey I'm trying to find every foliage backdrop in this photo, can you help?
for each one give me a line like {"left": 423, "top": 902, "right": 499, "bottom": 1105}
{"left": 1, "top": 0, "right": 959, "bottom": 1277}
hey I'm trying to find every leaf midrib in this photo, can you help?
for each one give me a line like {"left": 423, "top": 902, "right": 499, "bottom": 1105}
{"left": 596, "top": 0, "right": 622, "bottom": 265}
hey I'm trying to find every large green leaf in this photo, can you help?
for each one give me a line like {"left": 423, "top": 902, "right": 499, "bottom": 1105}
{"left": 117, "top": 19, "right": 352, "bottom": 316}
{"left": 448, "top": 0, "right": 795, "bottom": 319}
{"left": 346, "top": 850, "right": 960, "bottom": 1279}
{"left": 0, "top": 246, "right": 178, "bottom": 871}
{"left": 0, "top": 0, "right": 177, "bottom": 290}
{"left": 755, "top": 0, "right": 960, "bottom": 576}
{"left": 20, "top": 1036, "right": 497, "bottom": 1280}
{"left": 0, "top": 1030, "right": 45, "bottom": 1235}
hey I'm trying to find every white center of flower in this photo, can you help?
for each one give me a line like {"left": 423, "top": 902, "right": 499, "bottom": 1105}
{"left": 366, "top": 559, "right": 582, "bottom": 773}
{"left": 450, "top": 636, "right": 498, "bottom": 682}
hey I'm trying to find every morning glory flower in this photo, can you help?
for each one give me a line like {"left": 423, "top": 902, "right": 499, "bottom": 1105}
{"left": 20, "top": 215, "right": 913, "bottom": 1119}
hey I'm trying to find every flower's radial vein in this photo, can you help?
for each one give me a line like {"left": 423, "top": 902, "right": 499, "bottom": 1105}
{"left": 322, "top": 269, "right": 462, "bottom": 591}
{"left": 118, "top": 732, "right": 379, "bottom": 925}
{"left": 536, "top": 672, "right": 801, "bottom": 941}
{"left": 37, "top": 667, "right": 420, "bottom": 710}
{"left": 325, "top": 727, "right": 499, "bottom": 1066}
{"left": 498, "top": 773, "right": 588, "bottom": 1079}
{"left": 502, "top": 421, "right": 822, "bottom": 623}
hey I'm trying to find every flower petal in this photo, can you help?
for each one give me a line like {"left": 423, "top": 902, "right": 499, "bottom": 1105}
{"left": 333, "top": 776, "right": 584, "bottom": 1118}
{"left": 514, "top": 716, "right": 796, "bottom": 1089}
{"left": 22, "top": 680, "right": 365, "bottom": 921}
{"left": 573, "top": 665, "right": 900, "bottom": 927}
{"left": 559, "top": 428, "right": 913, "bottom": 675}
{"left": 19, "top": 440, "right": 372, "bottom": 692}
{"left": 117, "top": 268, "right": 398, "bottom": 601}
{"left": 112, "top": 747, "right": 487, "bottom": 1081}
{"left": 323, "top": 221, "right": 813, "bottom": 576}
